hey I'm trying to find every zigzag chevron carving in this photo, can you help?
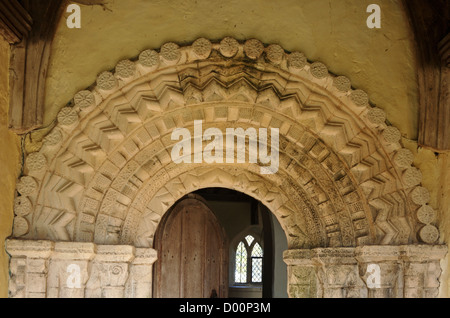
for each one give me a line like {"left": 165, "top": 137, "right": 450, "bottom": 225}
{"left": 13, "top": 38, "right": 439, "bottom": 248}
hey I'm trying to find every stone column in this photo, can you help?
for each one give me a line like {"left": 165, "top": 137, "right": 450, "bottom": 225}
{"left": 125, "top": 248, "right": 158, "bottom": 298}
{"left": 85, "top": 245, "right": 135, "bottom": 298}
{"left": 7, "top": 240, "right": 54, "bottom": 298}
{"left": 355, "top": 246, "right": 404, "bottom": 298}
{"left": 284, "top": 248, "right": 367, "bottom": 298}
{"left": 283, "top": 250, "right": 321, "bottom": 298}
{"left": 47, "top": 242, "right": 96, "bottom": 298}
{"left": 315, "top": 248, "right": 367, "bottom": 298}
{"left": 402, "top": 245, "right": 447, "bottom": 298}
{"left": 6, "top": 240, "right": 160, "bottom": 298}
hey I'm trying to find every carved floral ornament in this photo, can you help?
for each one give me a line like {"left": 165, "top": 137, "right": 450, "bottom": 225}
{"left": 13, "top": 37, "right": 440, "bottom": 249}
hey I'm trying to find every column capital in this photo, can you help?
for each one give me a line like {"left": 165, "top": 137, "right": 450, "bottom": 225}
{"left": 355, "top": 245, "right": 402, "bottom": 263}
{"left": 132, "top": 248, "right": 158, "bottom": 265}
{"left": 95, "top": 245, "right": 136, "bottom": 263}
{"left": 283, "top": 247, "right": 357, "bottom": 265}
{"left": 6, "top": 239, "right": 54, "bottom": 259}
{"left": 401, "top": 245, "right": 448, "bottom": 263}
{"left": 53, "top": 242, "right": 97, "bottom": 261}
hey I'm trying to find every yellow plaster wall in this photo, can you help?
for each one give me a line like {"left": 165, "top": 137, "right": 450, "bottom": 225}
{"left": 44, "top": 0, "right": 418, "bottom": 138}
{"left": 0, "top": 37, "right": 22, "bottom": 298}
{"left": 1, "top": 0, "right": 448, "bottom": 298}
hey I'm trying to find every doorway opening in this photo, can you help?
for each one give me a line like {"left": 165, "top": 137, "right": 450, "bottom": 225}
{"left": 153, "top": 187, "right": 288, "bottom": 298}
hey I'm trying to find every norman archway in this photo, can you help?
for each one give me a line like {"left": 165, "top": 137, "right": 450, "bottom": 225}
{"left": 7, "top": 38, "right": 447, "bottom": 298}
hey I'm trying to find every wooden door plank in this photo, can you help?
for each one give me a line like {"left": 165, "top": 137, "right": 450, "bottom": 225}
{"left": 157, "top": 208, "right": 182, "bottom": 298}
{"left": 182, "top": 205, "right": 205, "bottom": 298}
{"left": 154, "top": 197, "right": 228, "bottom": 298}
{"left": 205, "top": 217, "right": 221, "bottom": 298}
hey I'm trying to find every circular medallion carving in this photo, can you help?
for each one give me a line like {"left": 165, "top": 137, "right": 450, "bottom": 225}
{"left": 192, "top": 38, "right": 212, "bottom": 59}
{"left": 382, "top": 126, "right": 402, "bottom": 143}
{"left": 13, "top": 216, "right": 29, "bottom": 237}
{"left": 244, "top": 39, "right": 264, "bottom": 60}
{"left": 367, "top": 107, "right": 386, "bottom": 125}
{"left": 160, "top": 42, "right": 181, "bottom": 62}
{"left": 266, "top": 44, "right": 284, "bottom": 64}
{"left": 57, "top": 107, "right": 78, "bottom": 126}
{"left": 417, "top": 205, "right": 436, "bottom": 224}
{"left": 116, "top": 60, "right": 136, "bottom": 78}
{"left": 403, "top": 168, "right": 423, "bottom": 188}
{"left": 220, "top": 37, "right": 239, "bottom": 58}
{"left": 333, "top": 76, "right": 351, "bottom": 92}
{"left": 419, "top": 225, "right": 439, "bottom": 244}
{"left": 288, "top": 52, "right": 307, "bottom": 70}
{"left": 44, "top": 129, "right": 63, "bottom": 146}
{"left": 350, "top": 89, "right": 369, "bottom": 106}
{"left": 394, "top": 148, "right": 414, "bottom": 169}
{"left": 411, "top": 186, "right": 430, "bottom": 206}
{"left": 310, "top": 62, "right": 328, "bottom": 79}
{"left": 17, "top": 176, "right": 38, "bottom": 196}
{"left": 97, "top": 71, "right": 117, "bottom": 90}
{"left": 26, "top": 152, "right": 47, "bottom": 171}
{"left": 74, "top": 90, "right": 95, "bottom": 109}
{"left": 139, "top": 49, "right": 160, "bottom": 67}
{"left": 14, "top": 196, "right": 32, "bottom": 217}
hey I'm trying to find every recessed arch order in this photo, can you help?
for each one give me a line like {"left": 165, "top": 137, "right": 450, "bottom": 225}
{"left": 13, "top": 37, "right": 440, "bottom": 252}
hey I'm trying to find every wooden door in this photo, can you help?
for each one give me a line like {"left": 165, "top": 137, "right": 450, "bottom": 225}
{"left": 153, "top": 195, "right": 228, "bottom": 298}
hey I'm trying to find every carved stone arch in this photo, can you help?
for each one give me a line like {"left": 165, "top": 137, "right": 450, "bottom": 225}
{"left": 8, "top": 37, "right": 448, "bottom": 299}
{"left": 12, "top": 38, "right": 440, "bottom": 249}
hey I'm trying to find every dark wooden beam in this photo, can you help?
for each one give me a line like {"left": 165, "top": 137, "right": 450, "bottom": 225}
{"left": 437, "top": 32, "right": 450, "bottom": 149}
{"left": 403, "top": 0, "right": 450, "bottom": 152}
{"left": 8, "top": 0, "right": 66, "bottom": 134}
{"left": 0, "top": 0, "right": 32, "bottom": 44}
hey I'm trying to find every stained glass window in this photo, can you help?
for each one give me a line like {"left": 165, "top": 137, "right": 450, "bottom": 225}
{"left": 234, "top": 235, "right": 263, "bottom": 284}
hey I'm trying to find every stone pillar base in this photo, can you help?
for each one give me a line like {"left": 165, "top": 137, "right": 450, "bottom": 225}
{"left": 6, "top": 240, "right": 157, "bottom": 299}
{"left": 284, "top": 245, "right": 447, "bottom": 298}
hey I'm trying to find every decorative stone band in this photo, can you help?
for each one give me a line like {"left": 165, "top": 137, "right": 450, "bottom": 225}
{"left": 284, "top": 245, "right": 448, "bottom": 298}
{"left": 6, "top": 239, "right": 157, "bottom": 299}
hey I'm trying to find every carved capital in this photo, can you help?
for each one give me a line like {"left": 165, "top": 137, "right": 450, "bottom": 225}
{"left": 6, "top": 240, "right": 54, "bottom": 298}
{"left": 285, "top": 248, "right": 367, "bottom": 298}
{"left": 6, "top": 240, "right": 157, "bottom": 298}
{"left": 402, "top": 245, "right": 448, "bottom": 298}
{"left": 284, "top": 245, "right": 447, "bottom": 299}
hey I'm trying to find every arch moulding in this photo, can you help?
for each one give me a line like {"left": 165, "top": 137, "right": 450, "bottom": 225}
{"left": 6, "top": 38, "right": 447, "bottom": 298}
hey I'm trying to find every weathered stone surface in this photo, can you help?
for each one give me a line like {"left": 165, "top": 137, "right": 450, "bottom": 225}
{"left": 13, "top": 39, "right": 435, "bottom": 250}
{"left": 7, "top": 240, "right": 157, "bottom": 299}
{"left": 284, "top": 245, "right": 447, "bottom": 298}
{"left": 9, "top": 39, "right": 444, "bottom": 298}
